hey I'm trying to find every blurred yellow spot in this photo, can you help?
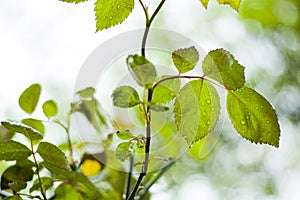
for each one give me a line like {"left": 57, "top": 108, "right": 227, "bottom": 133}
{"left": 80, "top": 159, "right": 102, "bottom": 176}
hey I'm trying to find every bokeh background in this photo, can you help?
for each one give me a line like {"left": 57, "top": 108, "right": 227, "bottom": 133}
{"left": 0, "top": 0, "right": 300, "bottom": 199}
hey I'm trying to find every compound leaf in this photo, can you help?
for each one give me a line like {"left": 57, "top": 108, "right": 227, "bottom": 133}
{"left": 172, "top": 46, "right": 199, "bottom": 74}
{"left": 174, "top": 79, "right": 220, "bottom": 146}
{"left": 95, "top": 0, "right": 134, "bottom": 31}
{"left": 0, "top": 140, "right": 31, "bottom": 161}
{"left": 42, "top": 100, "right": 58, "bottom": 118}
{"left": 202, "top": 49, "right": 245, "bottom": 90}
{"left": 112, "top": 86, "right": 140, "bottom": 108}
{"left": 18, "top": 84, "right": 41, "bottom": 114}
{"left": 217, "top": 0, "right": 241, "bottom": 11}
{"left": 227, "top": 87, "right": 280, "bottom": 147}
{"left": 152, "top": 76, "right": 181, "bottom": 105}
{"left": 1, "top": 121, "right": 43, "bottom": 142}
{"left": 127, "top": 55, "right": 157, "bottom": 88}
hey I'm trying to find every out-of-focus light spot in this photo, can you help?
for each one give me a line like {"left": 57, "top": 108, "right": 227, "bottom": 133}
{"left": 273, "top": 1, "right": 299, "bottom": 26}
{"left": 177, "top": 175, "right": 218, "bottom": 200}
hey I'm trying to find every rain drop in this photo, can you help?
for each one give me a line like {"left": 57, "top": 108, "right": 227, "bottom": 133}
{"left": 240, "top": 120, "right": 246, "bottom": 125}
{"left": 206, "top": 99, "right": 211, "bottom": 104}
{"left": 206, "top": 121, "right": 211, "bottom": 126}
{"left": 266, "top": 120, "right": 270, "bottom": 124}
{"left": 254, "top": 106, "right": 258, "bottom": 110}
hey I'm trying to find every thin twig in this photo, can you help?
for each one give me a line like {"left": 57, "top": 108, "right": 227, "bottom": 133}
{"left": 138, "top": 158, "right": 175, "bottom": 200}
{"left": 125, "top": 155, "right": 135, "bottom": 199}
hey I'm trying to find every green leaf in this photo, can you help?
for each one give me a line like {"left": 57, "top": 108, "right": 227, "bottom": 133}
{"left": 217, "top": 0, "right": 241, "bottom": 11}
{"left": 116, "top": 130, "right": 132, "bottom": 140}
{"left": 150, "top": 104, "right": 169, "bottom": 112}
{"left": 115, "top": 142, "right": 132, "bottom": 162}
{"left": 42, "top": 100, "right": 58, "bottom": 118}
{"left": 72, "top": 172, "right": 101, "bottom": 197}
{"left": 4, "top": 195, "right": 22, "bottom": 200}
{"left": 226, "top": 87, "right": 280, "bottom": 147}
{"left": 1, "top": 165, "right": 33, "bottom": 190}
{"left": 111, "top": 86, "right": 140, "bottom": 108}
{"left": 59, "top": 0, "right": 89, "bottom": 4}
{"left": 1, "top": 121, "right": 43, "bottom": 141}
{"left": 37, "top": 142, "right": 70, "bottom": 170}
{"left": 172, "top": 46, "right": 199, "bottom": 74}
{"left": 202, "top": 49, "right": 245, "bottom": 90}
{"left": 127, "top": 55, "right": 157, "bottom": 88}
{"left": 30, "top": 177, "right": 53, "bottom": 193}
{"left": 54, "top": 183, "right": 84, "bottom": 200}
{"left": 74, "top": 99, "right": 108, "bottom": 132}
{"left": 0, "top": 140, "right": 31, "bottom": 161}
{"left": 152, "top": 76, "right": 181, "bottom": 105}
{"left": 76, "top": 87, "right": 95, "bottom": 98}
{"left": 8, "top": 181, "right": 27, "bottom": 192}
{"left": 40, "top": 161, "right": 73, "bottom": 180}
{"left": 95, "top": 0, "right": 134, "bottom": 31}
{"left": 199, "top": 0, "right": 210, "bottom": 8}
{"left": 18, "top": 84, "right": 41, "bottom": 114}
{"left": 22, "top": 118, "right": 45, "bottom": 136}
{"left": 174, "top": 79, "right": 220, "bottom": 146}
{"left": 0, "top": 125, "right": 15, "bottom": 142}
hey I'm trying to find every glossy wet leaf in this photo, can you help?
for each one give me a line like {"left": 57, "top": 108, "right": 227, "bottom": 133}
{"left": 95, "top": 0, "right": 134, "bottom": 31}
{"left": 22, "top": 118, "right": 45, "bottom": 136}
{"left": 1, "top": 121, "right": 43, "bottom": 141}
{"left": 152, "top": 76, "right": 181, "bottom": 105}
{"left": 76, "top": 87, "right": 95, "bottom": 98}
{"left": 0, "top": 140, "right": 31, "bottom": 161}
{"left": 174, "top": 79, "right": 220, "bottom": 146}
{"left": 18, "top": 84, "right": 41, "bottom": 114}
{"left": 37, "top": 142, "right": 70, "bottom": 171}
{"left": 172, "top": 46, "right": 199, "bottom": 74}
{"left": 127, "top": 55, "right": 157, "bottom": 88}
{"left": 111, "top": 86, "right": 140, "bottom": 108}
{"left": 116, "top": 130, "right": 132, "bottom": 140}
{"left": 115, "top": 142, "right": 132, "bottom": 162}
{"left": 202, "top": 49, "right": 245, "bottom": 90}
{"left": 227, "top": 87, "right": 280, "bottom": 147}
{"left": 42, "top": 100, "right": 58, "bottom": 118}
{"left": 217, "top": 0, "right": 241, "bottom": 11}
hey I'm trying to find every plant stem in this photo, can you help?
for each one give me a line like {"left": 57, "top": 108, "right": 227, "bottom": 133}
{"left": 30, "top": 141, "right": 47, "bottom": 200}
{"left": 125, "top": 155, "right": 135, "bottom": 199}
{"left": 138, "top": 158, "right": 175, "bottom": 200}
{"left": 52, "top": 115, "right": 75, "bottom": 170}
{"left": 127, "top": 1, "right": 167, "bottom": 199}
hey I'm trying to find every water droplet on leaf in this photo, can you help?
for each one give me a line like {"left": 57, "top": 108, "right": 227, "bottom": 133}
{"left": 240, "top": 120, "right": 246, "bottom": 125}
